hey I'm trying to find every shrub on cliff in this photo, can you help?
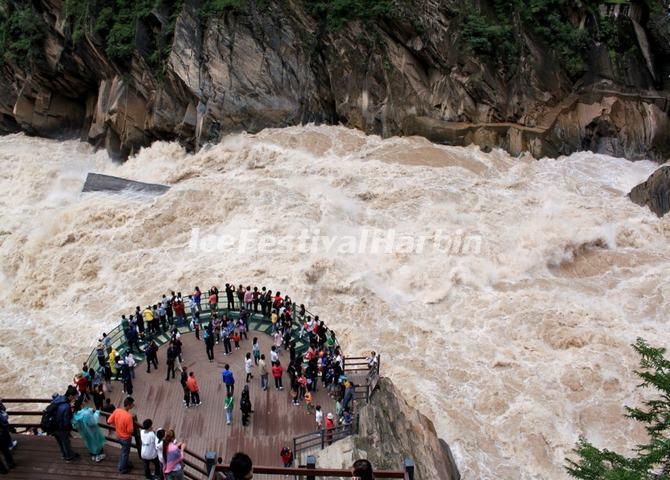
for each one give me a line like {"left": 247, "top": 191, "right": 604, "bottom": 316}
{"left": 0, "top": 3, "right": 45, "bottom": 68}
{"left": 565, "top": 338, "right": 670, "bottom": 479}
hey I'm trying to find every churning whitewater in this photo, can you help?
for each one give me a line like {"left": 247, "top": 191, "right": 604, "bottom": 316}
{"left": 1, "top": 126, "right": 669, "bottom": 479}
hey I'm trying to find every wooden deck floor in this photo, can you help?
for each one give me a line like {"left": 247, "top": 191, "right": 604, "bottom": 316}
{"left": 8, "top": 434, "right": 144, "bottom": 479}
{"left": 107, "top": 329, "right": 336, "bottom": 469}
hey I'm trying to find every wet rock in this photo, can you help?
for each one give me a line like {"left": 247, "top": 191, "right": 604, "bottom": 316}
{"left": 629, "top": 166, "right": 670, "bottom": 217}
{"left": 0, "top": 0, "right": 668, "bottom": 160}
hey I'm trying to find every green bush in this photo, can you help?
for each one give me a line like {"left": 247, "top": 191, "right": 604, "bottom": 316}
{"left": 0, "top": 4, "right": 45, "bottom": 67}
{"left": 306, "top": 0, "right": 397, "bottom": 31}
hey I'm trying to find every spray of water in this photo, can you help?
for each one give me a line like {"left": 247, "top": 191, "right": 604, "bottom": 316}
{"left": 0, "top": 126, "right": 668, "bottom": 479}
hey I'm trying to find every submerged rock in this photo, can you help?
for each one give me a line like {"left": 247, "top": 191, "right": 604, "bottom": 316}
{"left": 629, "top": 166, "right": 670, "bottom": 217}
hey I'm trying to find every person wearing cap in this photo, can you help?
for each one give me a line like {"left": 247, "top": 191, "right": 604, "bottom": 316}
{"left": 325, "top": 412, "right": 335, "bottom": 445}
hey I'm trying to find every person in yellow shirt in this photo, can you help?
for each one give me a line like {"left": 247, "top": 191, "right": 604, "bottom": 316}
{"left": 143, "top": 306, "right": 154, "bottom": 333}
{"left": 108, "top": 348, "right": 118, "bottom": 380}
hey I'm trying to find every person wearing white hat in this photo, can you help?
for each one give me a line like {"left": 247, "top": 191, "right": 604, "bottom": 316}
{"left": 325, "top": 413, "right": 335, "bottom": 446}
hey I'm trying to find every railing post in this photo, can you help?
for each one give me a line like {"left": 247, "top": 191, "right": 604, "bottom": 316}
{"left": 404, "top": 458, "right": 415, "bottom": 480}
{"left": 306, "top": 455, "right": 316, "bottom": 480}
{"left": 320, "top": 428, "right": 325, "bottom": 449}
{"left": 205, "top": 451, "right": 217, "bottom": 475}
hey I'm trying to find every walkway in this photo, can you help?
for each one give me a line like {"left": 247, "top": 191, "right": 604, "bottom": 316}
{"left": 8, "top": 435, "right": 144, "bottom": 479}
{"left": 108, "top": 330, "right": 337, "bottom": 468}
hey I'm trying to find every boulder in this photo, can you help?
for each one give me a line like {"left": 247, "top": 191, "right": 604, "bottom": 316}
{"left": 629, "top": 166, "right": 670, "bottom": 217}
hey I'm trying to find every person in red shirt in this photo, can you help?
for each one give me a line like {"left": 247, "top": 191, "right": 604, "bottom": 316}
{"left": 280, "top": 446, "right": 293, "bottom": 468}
{"left": 173, "top": 300, "right": 186, "bottom": 327}
{"left": 325, "top": 412, "right": 335, "bottom": 445}
{"left": 208, "top": 291, "right": 217, "bottom": 315}
{"left": 107, "top": 396, "right": 134, "bottom": 473}
{"left": 273, "top": 292, "right": 283, "bottom": 310}
{"left": 271, "top": 361, "right": 284, "bottom": 390}
{"left": 186, "top": 372, "right": 201, "bottom": 407}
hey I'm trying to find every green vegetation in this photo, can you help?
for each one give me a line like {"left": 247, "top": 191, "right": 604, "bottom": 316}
{"left": 0, "top": 3, "right": 46, "bottom": 67}
{"left": 565, "top": 338, "right": 670, "bottom": 479}
{"left": 458, "top": 0, "right": 651, "bottom": 78}
{"left": 306, "top": 0, "right": 397, "bottom": 31}
{"left": 60, "top": 0, "right": 183, "bottom": 70}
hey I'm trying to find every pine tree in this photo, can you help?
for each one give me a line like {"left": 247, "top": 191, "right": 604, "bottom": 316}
{"left": 565, "top": 338, "right": 670, "bottom": 480}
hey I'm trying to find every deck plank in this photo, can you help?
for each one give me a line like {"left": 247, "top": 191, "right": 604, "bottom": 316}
{"left": 108, "top": 329, "right": 338, "bottom": 469}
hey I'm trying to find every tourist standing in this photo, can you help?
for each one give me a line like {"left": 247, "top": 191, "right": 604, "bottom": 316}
{"left": 107, "top": 396, "right": 135, "bottom": 474}
{"left": 162, "top": 429, "right": 186, "bottom": 480}
{"left": 240, "top": 386, "right": 252, "bottom": 426}
{"left": 272, "top": 361, "right": 284, "bottom": 390}
{"left": 0, "top": 402, "right": 16, "bottom": 474}
{"left": 315, "top": 405, "right": 323, "bottom": 430}
{"left": 180, "top": 368, "right": 190, "bottom": 408}
{"left": 252, "top": 337, "right": 260, "bottom": 365}
{"left": 224, "top": 392, "right": 234, "bottom": 425}
{"left": 258, "top": 354, "right": 268, "bottom": 391}
{"left": 222, "top": 364, "right": 235, "bottom": 395}
{"left": 187, "top": 372, "right": 201, "bottom": 407}
{"left": 50, "top": 386, "right": 79, "bottom": 461}
{"left": 72, "top": 407, "right": 106, "bottom": 463}
{"left": 204, "top": 326, "right": 215, "bottom": 362}
{"left": 244, "top": 353, "right": 253, "bottom": 383}
{"left": 325, "top": 413, "right": 335, "bottom": 445}
{"left": 280, "top": 446, "right": 293, "bottom": 468}
{"left": 244, "top": 286, "right": 253, "bottom": 310}
{"left": 141, "top": 419, "right": 161, "bottom": 480}
{"left": 166, "top": 342, "right": 177, "bottom": 381}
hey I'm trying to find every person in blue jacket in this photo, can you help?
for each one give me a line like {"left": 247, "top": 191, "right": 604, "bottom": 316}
{"left": 222, "top": 364, "right": 235, "bottom": 395}
{"left": 52, "top": 386, "right": 79, "bottom": 461}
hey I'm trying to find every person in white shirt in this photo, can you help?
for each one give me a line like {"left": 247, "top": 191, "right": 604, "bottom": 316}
{"left": 140, "top": 419, "right": 160, "bottom": 479}
{"left": 315, "top": 405, "right": 323, "bottom": 430}
{"left": 244, "top": 353, "right": 254, "bottom": 382}
{"left": 270, "top": 346, "right": 279, "bottom": 363}
{"left": 124, "top": 352, "right": 136, "bottom": 379}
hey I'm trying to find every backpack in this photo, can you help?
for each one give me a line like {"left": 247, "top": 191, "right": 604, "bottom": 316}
{"left": 40, "top": 401, "right": 60, "bottom": 434}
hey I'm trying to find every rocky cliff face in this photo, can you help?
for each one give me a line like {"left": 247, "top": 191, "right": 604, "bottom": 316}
{"left": 1, "top": 0, "right": 669, "bottom": 160}
{"left": 309, "top": 377, "right": 461, "bottom": 480}
{"left": 629, "top": 165, "right": 670, "bottom": 216}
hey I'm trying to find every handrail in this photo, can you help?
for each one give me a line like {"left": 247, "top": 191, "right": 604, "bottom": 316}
{"left": 209, "top": 464, "right": 406, "bottom": 478}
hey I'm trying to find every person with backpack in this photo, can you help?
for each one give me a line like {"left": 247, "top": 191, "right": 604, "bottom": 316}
{"left": 107, "top": 396, "right": 135, "bottom": 473}
{"left": 45, "top": 386, "right": 79, "bottom": 461}
{"left": 71, "top": 407, "right": 106, "bottom": 463}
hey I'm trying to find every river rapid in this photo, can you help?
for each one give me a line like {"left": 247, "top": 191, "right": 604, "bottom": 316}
{"left": 0, "top": 125, "right": 668, "bottom": 478}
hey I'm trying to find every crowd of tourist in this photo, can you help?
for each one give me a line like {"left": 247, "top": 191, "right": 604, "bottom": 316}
{"left": 1, "top": 284, "right": 382, "bottom": 478}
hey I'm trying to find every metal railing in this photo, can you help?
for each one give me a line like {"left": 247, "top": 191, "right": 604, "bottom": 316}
{"left": 207, "top": 463, "right": 411, "bottom": 479}
{"left": 85, "top": 293, "right": 333, "bottom": 373}
{"left": 1, "top": 398, "right": 207, "bottom": 479}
